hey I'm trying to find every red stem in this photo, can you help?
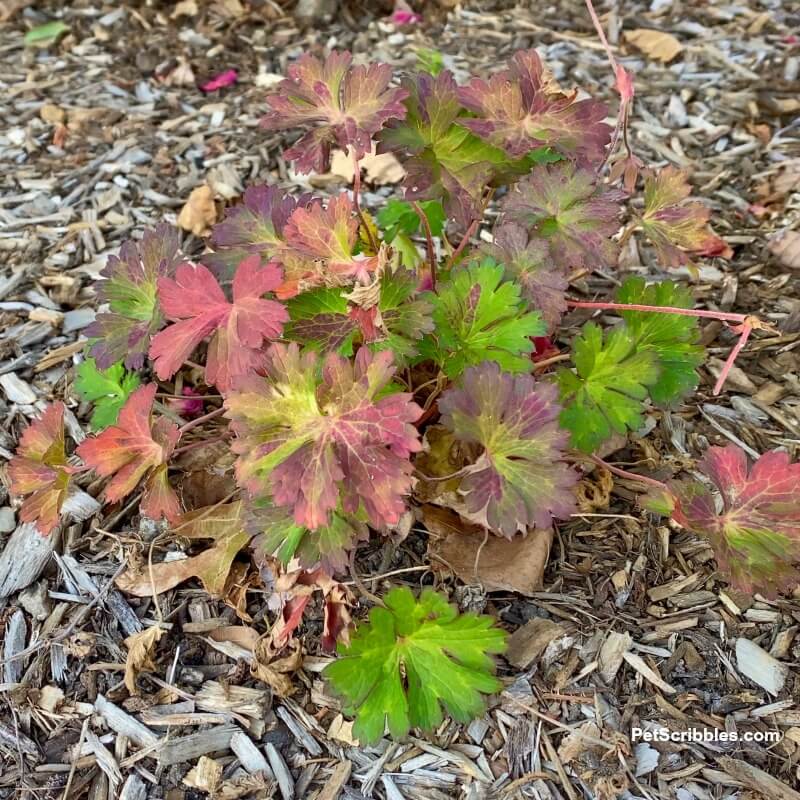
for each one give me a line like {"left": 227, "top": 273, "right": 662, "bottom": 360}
{"left": 177, "top": 406, "right": 226, "bottom": 435}
{"left": 448, "top": 217, "right": 479, "bottom": 268}
{"left": 411, "top": 200, "right": 437, "bottom": 291}
{"left": 172, "top": 434, "right": 230, "bottom": 458}
{"left": 713, "top": 322, "right": 752, "bottom": 396}
{"left": 566, "top": 299, "right": 749, "bottom": 325}
{"left": 587, "top": 454, "right": 668, "bottom": 491}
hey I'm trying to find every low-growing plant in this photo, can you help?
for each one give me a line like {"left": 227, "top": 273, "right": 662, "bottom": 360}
{"left": 8, "top": 38, "right": 798, "bottom": 743}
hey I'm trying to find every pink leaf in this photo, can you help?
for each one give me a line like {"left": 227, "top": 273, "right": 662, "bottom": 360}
{"left": 260, "top": 51, "right": 407, "bottom": 173}
{"left": 200, "top": 69, "right": 238, "bottom": 92}
{"left": 665, "top": 445, "right": 800, "bottom": 597}
{"left": 149, "top": 256, "right": 288, "bottom": 390}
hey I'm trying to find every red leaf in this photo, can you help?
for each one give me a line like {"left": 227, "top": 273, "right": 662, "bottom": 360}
{"left": 261, "top": 51, "right": 408, "bottom": 173}
{"left": 8, "top": 403, "right": 74, "bottom": 534}
{"left": 666, "top": 445, "right": 800, "bottom": 597}
{"left": 640, "top": 167, "right": 732, "bottom": 266}
{"left": 77, "top": 384, "right": 181, "bottom": 522}
{"left": 458, "top": 50, "right": 612, "bottom": 163}
{"left": 227, "top": 344, "right": 422, "bottom": 530}
{"left": 149, "top": 256, "right": 288, "bottom": 391}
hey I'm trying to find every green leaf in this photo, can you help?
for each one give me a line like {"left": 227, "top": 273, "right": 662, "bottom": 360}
{"left": 285, "top": 287, "right": 358, "bottom": 356}
{"left": 557, "top": 322, "right": 659, "bottom": 452}
{"left": 74, "top": 358, "right": 141, "bottom": 431}
{"left": 418, "top": 259, "right": 545, "bottom": 379}
{"left": 376, "top": 199, "right": 445, "bottom": 244}
{"left": 616, "top": 277, "right": 704, "bottom": 407}
{"left": 24, "top": 21, "right": 69, "bottom": 46}
{"left": 415, "top": 48, "right": 445, "bottom": 76}
{"left": 325, "top": 586, "right": 506, "bottom": 744}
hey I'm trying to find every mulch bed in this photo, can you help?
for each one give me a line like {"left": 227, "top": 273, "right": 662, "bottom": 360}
{"left": 1, "top": 0, "right": 799, "bottom": 798}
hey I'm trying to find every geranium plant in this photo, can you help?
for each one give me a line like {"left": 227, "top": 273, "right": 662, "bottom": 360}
{"left": 8, "top": 43, "right": 796, "bottom": 744}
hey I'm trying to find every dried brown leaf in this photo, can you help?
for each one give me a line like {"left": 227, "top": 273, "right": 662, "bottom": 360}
{"left": 124, "top": 626, "right": 163, "bottom": 695}
{"left": 625, "top": 29, "right": 683, "bottom": 63}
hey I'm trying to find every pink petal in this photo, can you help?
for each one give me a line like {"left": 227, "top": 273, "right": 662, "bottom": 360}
{"left": 200, "top": 69, "right": 238, "bottom": 92}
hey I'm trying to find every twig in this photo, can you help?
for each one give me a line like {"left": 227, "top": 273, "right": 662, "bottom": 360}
{"left": 177, "top": 406, "right": 226, "bottom": 435}
{"left": 63, "top": 717, "right": 90, "bottom": 800}
{"left": 348, "top": 547, "right": 384, "bottom": 607}
{"left": 585, "top": 454, "right": 668, "bottom": 491}
{"left": 411, "top": 200, "right": 437, "bottom": 290}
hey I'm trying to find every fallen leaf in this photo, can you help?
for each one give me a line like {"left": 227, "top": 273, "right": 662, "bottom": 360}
{"left": 769, "top": 228, "right": 800, "bottom": 270}
{"left": 424, "top": 505, "right": 552, "bottom": 595}
{"left": 506, "top": 617, "right": 565, "bottom": 668}
{"left": 124, "top": 626, "right": 163, "bottom": 694}
{"left": 208, "top": 625, "right": 260, "bottom": 651}
{"left": 251, "top": 638, "right": 302, "bottom": 697}
{"left": 625, "top": 29, "right": 683, "bottom": 63}
{"left": 39, "top": 103, "right": 65, "bottom": 124}
{"left": 178, "top": 185, "right": 217, "bottom": 236}
{"left": 116, "top": 502, "right": 251, "bottom": 597}
{"left": 24, "top": 20, "right": 69, "bottom": 46}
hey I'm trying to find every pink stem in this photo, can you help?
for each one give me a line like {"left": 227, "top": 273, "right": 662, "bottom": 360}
{"left": 177, "top": 406, "right": 226, "bottom": 435}
{"left": 173, "top": 434, "right": 230, "bottom": 458}
{"left": 587, "top": 454, "right": 668, "bottom": 491}
{"left": 713, "top": 322, "right": 752, "bottom": 396}
{"left": 448, "top": 217, "right": 479, "bottom": 268}
{"left": 566, "top": 299, "right": 748, "bottom": 325}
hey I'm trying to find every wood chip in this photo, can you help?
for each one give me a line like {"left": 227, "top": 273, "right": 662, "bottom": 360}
{"left": 735, "top": 638, "right": 788, "bottom": 695}
{"left": 622, "top": 652, "right": 676, "bottom": 694}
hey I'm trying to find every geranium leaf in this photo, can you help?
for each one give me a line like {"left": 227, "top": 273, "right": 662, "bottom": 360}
{"left": 616, "top": 277, "right": 704, "bottom": 406}
{"left": 8, "top": 403, "right": 74, "bottom": 535}
{"left": 226, "top": 344, "right": 422, "bottom": 531}
{"left": 502, "top": 161, "right": 625, "bottom": 270}
{"left": 658, "top": 446, "right": 800, "bottom": 597}
{"left": 440, "top": 363, "right": 577, "bottom": 537}
{"left": 74, "top": 357, "right": 141, "bottom": 431}
{"left": 249, "top": 502, "right": 368, "bottom": 574}
{"left": 261, "top": 51, "right": 408, "bottom": 173}
{"left": 205, "top": 185, "right": 313, "bottom": 278}
{"left": 285, "top": 287, "right": 358, "bottom": 356}
{"left": 325, "top": 586, "right": 506, "bottom": 744}
{"left": 149, "top": 255, "right": 288, "bottom": 391}
{"left": 479, "top": 222, "right": 568, "bottom": 331}
{"left": 377, "top": 199, "right": 445, "bottom": 244}
{"left": 640, "top": 167, "right": 732, "bottom": 266}
{"left": 417, "top": 258, "right": 545, "bottom": 378}
{"left": 86, "top": 224, "right": 183, "bottom": 370}
{"left": 457, "top": 50, "right": 612, "bottom": 163}
{"left": 378, "top": 70, "right": 509, "bottom": 227}
{"left": 281, "top": 194, "right": 380, "bottom": 292}
{"left": 557, "top": 322, "right": 659, "bottom": 452}
{"left": 76, "top": 384, "right": 181, "bottom": 522}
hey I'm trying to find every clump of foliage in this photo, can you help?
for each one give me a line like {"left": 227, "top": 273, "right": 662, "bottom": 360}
{"left": 9, "top": 44, "right": 791, "bottom": 743}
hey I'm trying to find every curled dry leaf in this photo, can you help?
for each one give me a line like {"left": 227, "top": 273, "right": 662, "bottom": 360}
{"left": 624, "top": 29, "right": 683, "bottom": 63}
{"left": 124, "top": 625, "right": 163, "bottom": 695}
{"left": 178, "top": 184, "right": 217, "bottom": 236}
{"left": 251, "top": 638, "right": 303, "bottom": 697}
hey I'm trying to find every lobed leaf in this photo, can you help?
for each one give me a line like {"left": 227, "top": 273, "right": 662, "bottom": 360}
{"left": 502, "top": 161, "right": 625, "bottom": 270}
{"left": 74, "top": 357, "right": 141, "bottom": 431}
{"left": 457, "top": 50, "right": 612, "bottom": 164}
{"left": 76, "top": 384, "right": 181, "bottom": 522}
{"left": 379, "top": 70, "right": 509, "bottom": 227}
{"left": 659, "top": 446, "right": 800, "bottom": 597}
{"left": 557, "top": 322, "right": 659, "bottom": 453}
{"left": 376, "top": 198, "right": 445, "bottom": 244}
{"left": 149, "top": 256, "right": 288, "bottom": 391}
{"left": 417, "top": 259, "right": 545, "bottom": 378}
{"left": 616, "top": 277, "right": 703, "bottom": 407}
{"left": 8, "top": 403, "right": 75, "bottom": 535}
{"left": 226, "top": 344, "right": 422, "bottom": 531}
{"left": 439, "top": 362, "right": 577, "bottom": 537}
{"left": 261, "top": 51, "right": 408, "bottom": 173}
{"left": 86, "top": 224, "right": 183, "bottom": 370}
{"left": 479, "top": 222, "right": 569, "bottom": 331}
{"left": 325, "top": 586, "right": 506, "bottom": 744}
{"left": 205, "top": 185, "right": 313, "bottom": 278}
{"left": 640, "top": 167, "right": 732, "bottom": 266}
{"left": 249, "top": 502, "right": 368, "bottom": 574}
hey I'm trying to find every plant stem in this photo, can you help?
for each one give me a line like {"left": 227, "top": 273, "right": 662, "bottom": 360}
{"left": 566, "top": 299, "right": 749, "bottom": 324}
{"left": 172, "top": 434, "right": 230, "bottom": 458}
{"left": 586, "top": 454, "right": 668, "bottom": 491}
{"left": 713, "top": 320, "right": 752, "bottom": 396}
{"left": 352, "top": 150, "right": 379, "bottom": 254}
{"left": 449, "top": 217, "right": 479, "bottom": 267}
{"left": 533, "top": 353, "right": 571, "bottom": 370}
{"left": 411, "top": 200, "right": 437, "bottom": 291}
{"left": 177, "top": 406, "right": 226, "bottom": 435}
